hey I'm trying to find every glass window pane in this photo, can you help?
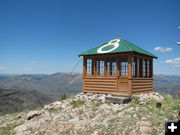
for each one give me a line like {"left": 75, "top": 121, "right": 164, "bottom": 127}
{"left": 119, "top": 57, "right": 128, "bottom": 76}
{"left": 86, "top": 59, "right": 94, "bottom": 75}
{"left": 96, "top": 59, "right": 104, "bottom": 76}
{"left": 107, "top": 58, "right": 116, "bottom": 76}
{"left": 132, "top": 57, "right": 136, "bottom": 77}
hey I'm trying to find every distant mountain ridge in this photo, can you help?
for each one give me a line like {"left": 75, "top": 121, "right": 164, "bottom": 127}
{"left": 0, "top": 72, "right": 82, "bottom": 115}
{"left": 0, "top": 72, "right": 82, "bottom": 99}
{"left": 154, "top": 74, "right": 180, "bottom": 98}
{"left": 1, "top": 73, "right": 180, "bottom": 97}
{"left": 0, "top": 72, "right": 180, "bottom": 115}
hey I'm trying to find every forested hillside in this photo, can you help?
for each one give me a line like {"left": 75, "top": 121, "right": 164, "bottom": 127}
{"left": 0, "top": 73, "right": 180, "bottom": 115}
{"left": 154, "top": 74, "right": 180, "bottom": 99}
{"left": 0, "top": 88, "right": 52, "bottom": 115}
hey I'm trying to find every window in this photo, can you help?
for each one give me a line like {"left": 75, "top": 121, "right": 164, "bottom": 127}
{"left": 96, "top": 59, "right": 104, "bottom": 75}
{"left": 143, "top": 59, "right": 146, "bottom": 77}
{"left": 147, "top": 60, "right": 150, "bottom": 77}
{"left": 86, "top": 59, "right": 94, "bottom": 75}
{"left": 132, "top": 57, "right": 135, "bottom": 77}
{"left": 119, "top": 57, "right": 128, "bottom": 76}
{"left": 107, "top": 58, "right": 116, "bottom": 76}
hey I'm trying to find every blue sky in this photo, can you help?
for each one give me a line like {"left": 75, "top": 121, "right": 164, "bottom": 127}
{"left": 0, "top": 0, "right": 180, "bottom": 75}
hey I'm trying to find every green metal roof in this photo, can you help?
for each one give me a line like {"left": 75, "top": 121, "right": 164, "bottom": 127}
{"left": 78, "top": 38, "right": 157, "bottom": 58}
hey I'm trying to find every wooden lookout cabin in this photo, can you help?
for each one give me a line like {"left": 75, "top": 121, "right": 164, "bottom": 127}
{"left": 79, "top": 38, "right": 157, "bottom": 96}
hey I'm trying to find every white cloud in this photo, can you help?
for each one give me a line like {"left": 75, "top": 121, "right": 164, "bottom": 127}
{"left": 165, "top": 59, "right": 173, "bottom": 63}
{"left": 165, "top": 57, "right": 180, "bottom": 64}
{"left": 24, "top": 68, "right": 33, "bottom": 71}
{"left": 154, "top": 47, "right": 173, "bottom": 52}
{"left": 0, "top": 66, "right": 7, "bottom": 70}
{"left": 165, "top": 57, "right": 180, "bottom": 67}
{"left": 31, "top": 60, "right": 37, "bottom": 64}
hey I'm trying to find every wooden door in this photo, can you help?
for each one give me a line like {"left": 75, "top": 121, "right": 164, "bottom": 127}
{"left": 117, "top": 57, "right": 129, "bottom": 92}
{"left": 117, "top": 76, "right": 128, "bottom": 91}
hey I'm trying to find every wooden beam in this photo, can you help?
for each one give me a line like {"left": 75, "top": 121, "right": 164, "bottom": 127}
{"left": 128, "top": 55, "right": 132, "bottom": 95}
{"left": 97, "top": 60, "right": 100, "bottom": 75}
{"left": 84, "top": 87, "right": 115, "bottom": 91}
{"left": 132, "top": 77, "right": 153, "bottom": 80}
{"left": 83, "top": 57, "right": 87, "bottom": 77}
{"left": 84, "top": 76, "right": 117, "bottom": 79}
{"left": 83, "top": 57, "right": 86, "bottom": 92}
{"left": 110, "top": 60, "right": 112, "bottom": 75}
{"left": 82, "top": 52, "right": 154, "bottom": 60}
{"left": 83, "top": 90, "right": 129, "bottom": 95}
{"left": 151, "top": 59, "right": 153, "bottom": 77}
{"left": 145, "top": 59, "right": 148, "bottom": 78}
{"left": 85, "top": 85, "right": 115, "bottom": 88}
{"left": 133, "top": 52, "right": 153, "bottom": 60}
{"left": 116, "top": 57, "right": 119, "bottom": 91}
{"left": 83, "top": 52, "right": 129, "bottom": 59}
{"left": 85, "top": 82, "right": 115, "bottom": 85}
{"left": 104, "top": 58, "right": 107, "bottom": 76}
{"left": 149, "top": 59, "right": 153, "bottom": 78}
{"left": 94, "top": 59, "right": 97, "bottom": 76}
{"left": 116, "top": 57, "right": 120, "bottom": 76}
{"left": 139, "top": 58, "right": 142, "bottom": 77}
{"left": 91, "top": 59, "right": 94, "bottom": 75}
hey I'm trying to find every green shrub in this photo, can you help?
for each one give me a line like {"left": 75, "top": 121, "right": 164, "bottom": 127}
{"left": 164, "top": 94, "right": 173, "bottom": 104}
{"left": 172, "top": 100, "right": 180, "bottom": 110}
{"left": 94, "top": 102, "right": 103, "bottom": 108}
{"left": 92, "top": 102, "right": 104, "bottom": 111}
{"left": 61, "top": 93, "right": 67, "bottom": 101}
{"left": 48, "top": 107, "right": 62, "bottom": 113}
{"left": 129, "top": 97, "right": 139, "bottom": 107}
{"left": 70, "top": 99, "right": 85, "bottom": 108}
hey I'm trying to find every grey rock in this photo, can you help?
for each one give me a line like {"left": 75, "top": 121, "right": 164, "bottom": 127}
{"left": 14, "top": 125, "right": 27, "bottom": 134}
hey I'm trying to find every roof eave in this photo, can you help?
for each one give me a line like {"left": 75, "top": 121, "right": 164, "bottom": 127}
{"left": 79, "top": 52, "right": 158, "bottom": 59}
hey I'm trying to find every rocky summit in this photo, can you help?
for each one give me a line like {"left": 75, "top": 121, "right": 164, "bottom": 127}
{"left": 0, "top": 92, "right": 179, "bottom": 135}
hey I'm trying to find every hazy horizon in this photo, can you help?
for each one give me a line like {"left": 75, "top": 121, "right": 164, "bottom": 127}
{"left": 1, "top": 72, "right": 180, "bottom": 77}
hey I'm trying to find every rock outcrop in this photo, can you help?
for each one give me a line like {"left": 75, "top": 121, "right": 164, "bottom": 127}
{"left": 0, "top": 92, "right": 179, "bottom": 135}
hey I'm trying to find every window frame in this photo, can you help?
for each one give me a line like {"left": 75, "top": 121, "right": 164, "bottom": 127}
{"left": 96, "top": 58, "right": 104, "bottom": 76}
{"left": 119, "top": 57, "right": 128, "bottom": 77}
{"left": 86, "top": 59, "right": 94, "bottom": 76}
{"left": 107, "top": 58, "right": 116, "bottom": 76}
{"left": 132, "top": 57, "right": 136, "bottom": 77}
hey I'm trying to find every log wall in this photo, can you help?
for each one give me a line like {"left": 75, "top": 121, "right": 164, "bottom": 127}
{"left": 83, "top": 77, "right": 129, "bottom": 95}
{"left": 132, "top": 78, "right": 153, "bottom": 94}
{"left": 118, "top": 78, "right": 128, "bottom": 90}
{"left": 83, "top": 77, "right": 154, "bottom": 95}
